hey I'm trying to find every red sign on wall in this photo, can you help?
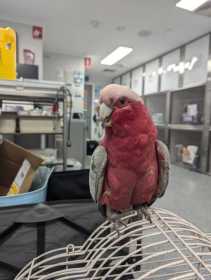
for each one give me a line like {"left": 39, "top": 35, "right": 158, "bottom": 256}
{"left": 32, "top": 26, "right": 43, "bottom": 39}
{"left": 84, "top": 57, "right": 92, "bottom": 69}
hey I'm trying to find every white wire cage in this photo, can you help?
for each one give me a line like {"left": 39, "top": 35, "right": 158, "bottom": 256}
{"left": 15, "top": 208, "right": 211, "bottom": 280}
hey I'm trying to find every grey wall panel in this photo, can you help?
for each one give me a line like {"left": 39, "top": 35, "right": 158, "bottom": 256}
{"left": 157, "top": 128, "right": 166, "bottom": 143}
{"left": 121, "top": 72, "right": 131, "bottom": 87}
{"left": 145, "top": 94, "right": 166, "bottom": 122}
{"left": 68, "top": 120, "right": 86, "bottom": 165}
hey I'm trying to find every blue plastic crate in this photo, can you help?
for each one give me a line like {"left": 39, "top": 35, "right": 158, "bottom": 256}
{"left": 0, "top": 167, "right": 54, "bottom": 207}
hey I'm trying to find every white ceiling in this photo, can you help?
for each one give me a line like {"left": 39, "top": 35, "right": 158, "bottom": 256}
{"left": 1, "top": 0, "right": 211, "bottom": 81}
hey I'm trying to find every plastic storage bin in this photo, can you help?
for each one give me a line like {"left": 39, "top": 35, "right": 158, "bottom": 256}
{"left": 0, "top": 116, "right": 16, "bottom": 133}
{"left": 0, "top": 167, "right": 54, "bottom": 207}
{"left": 20, "top": 117, "right": 62, "bottom": 134}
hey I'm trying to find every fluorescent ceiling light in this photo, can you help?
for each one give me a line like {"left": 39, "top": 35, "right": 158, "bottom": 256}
{"left": 101, "top": 46, "right": 133, "bottom": 66}
{"left": 176, "top": 0, "right": 209, "bottom": 11}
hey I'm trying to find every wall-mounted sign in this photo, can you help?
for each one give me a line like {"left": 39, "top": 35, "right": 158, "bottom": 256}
{"left": 131, "top": 67, "right": 143, "bottom": 95}
{"left": 161, "top": 49, "right": 180, "bottom": 91}
{"left": 146, "top": 56, "right": 199, "bottom": 78}
{"left": 113, "top": 35, "right": 209, "bottom": 92}
{"left": 73, "top": 71, "right": 84, "bottom": 87}
{"left": 84, "top": 57, "right": 92, "bottom": 69}
{"left": 183, "top": 35, "right": 209, "bottom": 87}
{"left": 32, "top": 26, "right": 43, "bottom": 39}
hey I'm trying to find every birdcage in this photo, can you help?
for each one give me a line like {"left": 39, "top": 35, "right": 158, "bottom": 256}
{"left": 15, "top": 208, "right": 211, "bottom": 280}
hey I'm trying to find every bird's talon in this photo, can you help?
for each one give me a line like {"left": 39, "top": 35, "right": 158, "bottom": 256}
{"left": 119, "top": 219, "right": 127, "bottom": 227}
{"left": 107, "top": 213, "right": 127, "bottom": 236}
{"left": 112, "top": 222, "right": 121, "bottom": 237}
{"left": 137, "top": 210, "right": 143, "bottom": 220}
{"left": 136, "top": 207, "right": 152, "bottom": 223}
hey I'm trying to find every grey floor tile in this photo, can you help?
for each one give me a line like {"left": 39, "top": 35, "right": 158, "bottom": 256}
{"left": 155, "top": 165, "right": 211, "bottom": 233}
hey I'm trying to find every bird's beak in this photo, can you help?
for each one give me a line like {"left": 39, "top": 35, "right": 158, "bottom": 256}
{"left": 99, "top": 103, "right": 113, "bottom": 127}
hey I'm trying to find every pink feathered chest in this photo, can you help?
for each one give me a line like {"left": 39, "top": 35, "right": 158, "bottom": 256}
{"left": 100, "top": 102, "right": 159, "bottom": 210}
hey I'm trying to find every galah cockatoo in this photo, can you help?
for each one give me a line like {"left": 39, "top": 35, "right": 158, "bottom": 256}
{"left": 89, "top": 84, "right": 169, "bottom": 228}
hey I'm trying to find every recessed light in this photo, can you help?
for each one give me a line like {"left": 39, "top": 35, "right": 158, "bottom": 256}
{"left": 90, "top": 19, "right": 101, "bottom": 28}
{"left": 176, "top": 0, "right": 209, "bottom": 11}
{"left": 138, "top": 29, "right": 152, "bottom": 38}
{"left": 166, "top": 27, "right": 173, "bottom": 33}
{"left": 116, "top": 26, "right": 126, "bottom": 32}
{"left": 103, "top": 69, "right": 116, "bottom": 73}
{"left": 101, "top": 46, "right": 133, "bottom": 66}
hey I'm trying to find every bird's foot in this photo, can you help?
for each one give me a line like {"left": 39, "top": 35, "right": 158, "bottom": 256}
{"left": 108, "top": 212, "right": 127, "bottom": 237}
{"left": 136, "top": 206, "right": 152, "bottom": 223}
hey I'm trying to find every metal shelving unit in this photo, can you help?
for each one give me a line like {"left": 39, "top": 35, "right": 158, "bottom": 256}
{"left": 0, "top": 80, "right": 72, "bottom": 170}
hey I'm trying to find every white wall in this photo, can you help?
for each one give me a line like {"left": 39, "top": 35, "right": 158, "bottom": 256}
{"left": 44, "top": 52, "right": 85, "bottom": 113}
{"left": 0, "top": 19, "right": 43, "bottom": 79}
{"left": 87, "top": 73, "right": 110, "bottom": 91}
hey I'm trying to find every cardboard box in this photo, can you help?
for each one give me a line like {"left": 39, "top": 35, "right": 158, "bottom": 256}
{"left": 0, "top": 139, "right": 43, "bottom": 196}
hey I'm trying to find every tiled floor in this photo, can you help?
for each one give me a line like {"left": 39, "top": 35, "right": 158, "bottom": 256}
{"left": 155, "top": 165, "right": 211, "bottom": 233}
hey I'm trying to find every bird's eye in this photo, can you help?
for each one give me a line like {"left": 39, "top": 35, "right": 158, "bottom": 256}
{"left": 119, "top": 96, "right": 126, "bottom": 105}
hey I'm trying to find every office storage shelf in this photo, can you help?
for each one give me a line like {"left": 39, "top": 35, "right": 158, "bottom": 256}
{"left": 18, "top": 115, "right": 62, "bottom": 119}
{"left": 0, "top": 113, "right": 63, "bottom": 119}
{"left": 144, "top": 85, "right": 207, "bottom": 173}
{"left": 114, "top": 34, "right": 211, "bottom": 174}
{"left": 0, "top": 132, "right": 63, "bottom": 135}
{"left": 170, "top": 86, "right": 205, "bottom": 125}
{"left": 0, "top": 79, "right": 72, "bottom": 170}
{"left": 170, "top": 129, "right": 202, "bottom": 172}
{"left": 168, "top": 124, "right": 204, "bottom": 131}
{"left": 0, "top": 80, "right": 66, "bottom": 102}
{"left": 125, "top": 83, "right": 209, "bottom": 173}
{"left": 155, "top": 123, "right": 166, "bottom": 128}
{"left": 169, "top": 84, "right": 206, "bottom": 93}
{"left": 168, "top": 85, "right": 206, "bottom": 173}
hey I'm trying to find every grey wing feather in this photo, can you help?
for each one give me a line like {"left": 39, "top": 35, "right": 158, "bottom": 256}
{"left": 156, "top": 140, "right": 170, "bottom": 198}
{"left": 89, "top": 145, "right": 107, "bottom": 202}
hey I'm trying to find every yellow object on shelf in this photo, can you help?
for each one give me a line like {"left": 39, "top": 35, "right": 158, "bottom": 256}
{"left": 0, "top": 27, "right": 16, "bottom": 80}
